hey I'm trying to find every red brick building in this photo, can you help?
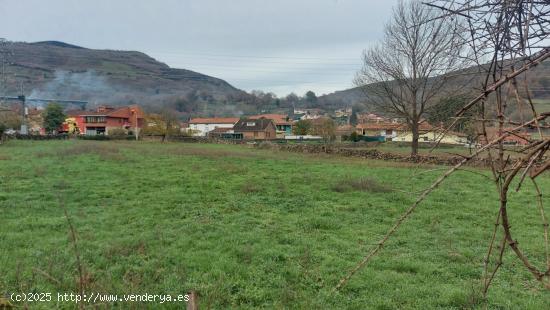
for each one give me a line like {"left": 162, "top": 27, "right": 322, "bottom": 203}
{"left": 66, "top": 105, "right": 144, "bottom": 136}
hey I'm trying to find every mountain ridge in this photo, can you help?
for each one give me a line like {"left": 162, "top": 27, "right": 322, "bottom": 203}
{"left": 2, "top": 40, "right": 252, "bottom": 115}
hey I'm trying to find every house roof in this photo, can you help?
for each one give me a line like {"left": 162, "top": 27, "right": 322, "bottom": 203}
{"left": 66, "top": 110, "right": 86, "bottom": 117}
{"left": 356, "top": 121, "right": 434, "bottom": 131}
{"left": 233, "top": 118, "right": 275, "bottom": 132}
{"left": 69, "top": 110, "right": 106, "bottom": 116}
{"left": 209, "top": 127, "right": 233, "bottom": 134}
{"left": 336, "top": 124, "right": 355, "bottom": 130}
{"left": 66, "top": 105, "right": 144, "bottom": 118}
{"left": 248, "top": 114, "right": 292, "bottom": 125}
{"left": 189, "top": 117, "right": 240, "bottom": 124}
{"left": 356, "top": 122, "right": 401, "bottom": 130}
{"left": 336, "top": 124, "right": 356, "bottom": 134}
{"left": 108, "top": 105, "right": 144, "bottom": 118}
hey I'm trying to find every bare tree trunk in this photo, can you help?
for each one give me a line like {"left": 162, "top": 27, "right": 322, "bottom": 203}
{"left": 411, "top": 121, "right": 419, "bottom": 156}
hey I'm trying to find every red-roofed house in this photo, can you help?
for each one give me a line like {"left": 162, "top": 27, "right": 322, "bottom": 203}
{"left": 249, "top": 114, "right": 293, "bottom": 136}
{"left": 66, "top": 105, "right": 144, "bottom": 136}
{"left": 188, "top": 117, "right": 240, "bottom": 136}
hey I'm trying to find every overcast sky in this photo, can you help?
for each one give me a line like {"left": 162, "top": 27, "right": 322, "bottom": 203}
{"left": 0, "top": 0, "right": 398, "bottom": 96}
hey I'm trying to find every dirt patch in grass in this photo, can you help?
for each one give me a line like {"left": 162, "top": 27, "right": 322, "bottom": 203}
{"left": 331, "top": 177, "right": 391, "bottom": 193}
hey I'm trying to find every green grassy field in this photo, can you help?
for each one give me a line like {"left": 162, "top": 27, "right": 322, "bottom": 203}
{"left": 1, "top": 140, "right": 549, "bottom": 309}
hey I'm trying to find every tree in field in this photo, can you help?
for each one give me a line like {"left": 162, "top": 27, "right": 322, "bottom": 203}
{"left": 354, "top": 0, "right": 468, "bottom": 156}
{"left": 0, "top": 109, "right": 22, "bottom": 131}
{"left": 142, "top": 111, "right": 180, "bottom": 142}
{"left": 293, "top": 119, "right": 312, "bottom": 135}
{"left": 311, "top": 118, "right": 336, "bottom": 142}
{"left": 42, "top": 103, "right": 66, "bottom": 134}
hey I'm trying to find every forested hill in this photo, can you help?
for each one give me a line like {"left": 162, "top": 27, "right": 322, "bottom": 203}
{"left": 3, "top": 41, "right": 254, "bottom": 115}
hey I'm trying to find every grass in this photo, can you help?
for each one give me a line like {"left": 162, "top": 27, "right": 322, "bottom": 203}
{"left": 0, "top": 140, "right": 549, "bottom": 309}
{"left": 532, "top": 99, "right": 550, "bottom": 113}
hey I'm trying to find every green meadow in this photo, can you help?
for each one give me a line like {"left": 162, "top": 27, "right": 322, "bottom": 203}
{"left": 0, "top": 140, "right": 549, "bottom": 309}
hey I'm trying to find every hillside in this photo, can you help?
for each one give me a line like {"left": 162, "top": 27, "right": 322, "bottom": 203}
{"left": 318, "top": 59, "right": 550, "bottom": 113}
{"left": 2, "top": 41, "right": 252, "bottom": 115}
{"left": 4, "top": 41, "right": 549, "bottom": 117}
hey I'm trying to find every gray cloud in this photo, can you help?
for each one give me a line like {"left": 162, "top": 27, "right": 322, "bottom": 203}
{"left": 0, "top": 0, "right": 398, "bottom": 96}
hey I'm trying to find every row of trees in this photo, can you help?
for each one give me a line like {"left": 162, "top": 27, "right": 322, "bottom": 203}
{"left": 159, "top": 89, "right": 323, "bottom": 120}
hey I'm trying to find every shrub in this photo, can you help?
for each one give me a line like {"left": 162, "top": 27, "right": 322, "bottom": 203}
{"left": 78, "top": 135, "right": 111, "bottom": 141}
{"left": 107, "top": 128, "right": 128, "bottom": 139}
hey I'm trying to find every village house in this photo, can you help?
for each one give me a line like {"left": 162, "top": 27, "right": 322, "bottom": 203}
{"left": 207, "top": 127, "right": 244, "bottom": 140}
{"left": 334, "top": 107, "right": 352, "bottom": 118}
{"left": 293, "top": 108, "right": 325, "bottom": 120}
{"left": 188, "top": 117, "right": 240, "bottom": 136}
{"left": 356, "top": 122, "right": 402, "bottom": 141}
{"left": 356, "top": 121, "right": 468, "bottom": 145}
{"left": 249, "top": 114, "right": 293, "bottom": 137}
{"left": 357, "top": 113, "right": 387, "bottom": 124}
{"left": 300, "top": 109, "right": 325, "bottom": 120}
{"left": 66, "top": 105, "right": 144, "bottom": 136}
{"left": 335, "top": 124, "right": 356, "bottom": 137}
{"left": 233, "top": 118, "right": 277, "bottom": 140}
{"left": 395, "top": 127, "right": 469, "bottom": 145}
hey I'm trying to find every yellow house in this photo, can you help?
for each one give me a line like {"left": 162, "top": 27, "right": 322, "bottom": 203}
{"left": 356, "top": 121, "right": 468, "bottom": 145}
{"left": 394, "top": 130, "right": 468, "bottom": 145}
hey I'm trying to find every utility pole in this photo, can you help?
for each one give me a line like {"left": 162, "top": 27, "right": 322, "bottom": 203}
{"left": 135, "top": 110, "right": 138, "bottom": 141}
{"left": 19, "top": 95, "right": 27, "bottom": 134}
{"left": 131, "top": 107, "right": 139, "bottom": 140}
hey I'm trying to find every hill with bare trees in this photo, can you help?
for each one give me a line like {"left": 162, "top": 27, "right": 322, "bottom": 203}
{"left": 1, "top": 41, "right": 253, "bottom": 115}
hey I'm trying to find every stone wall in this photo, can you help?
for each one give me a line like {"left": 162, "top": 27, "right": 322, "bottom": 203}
{"left": 256, "top": 142, "right": 493, "bottom": 166}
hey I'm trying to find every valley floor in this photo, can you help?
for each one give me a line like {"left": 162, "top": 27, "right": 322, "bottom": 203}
{"left": 0, "top": 140, "right": 549, "bottom": 309}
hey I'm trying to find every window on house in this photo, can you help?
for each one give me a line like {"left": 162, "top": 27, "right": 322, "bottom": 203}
{"left": 247, "top": 122, "right": 255, "bottom": 126}
{"left": 85, "top": 116, "right": 106, "bottom": 123}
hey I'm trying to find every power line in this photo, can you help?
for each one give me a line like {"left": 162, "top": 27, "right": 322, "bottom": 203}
{"left": 146, "top": 50, "right": 360, "bottom": 61}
